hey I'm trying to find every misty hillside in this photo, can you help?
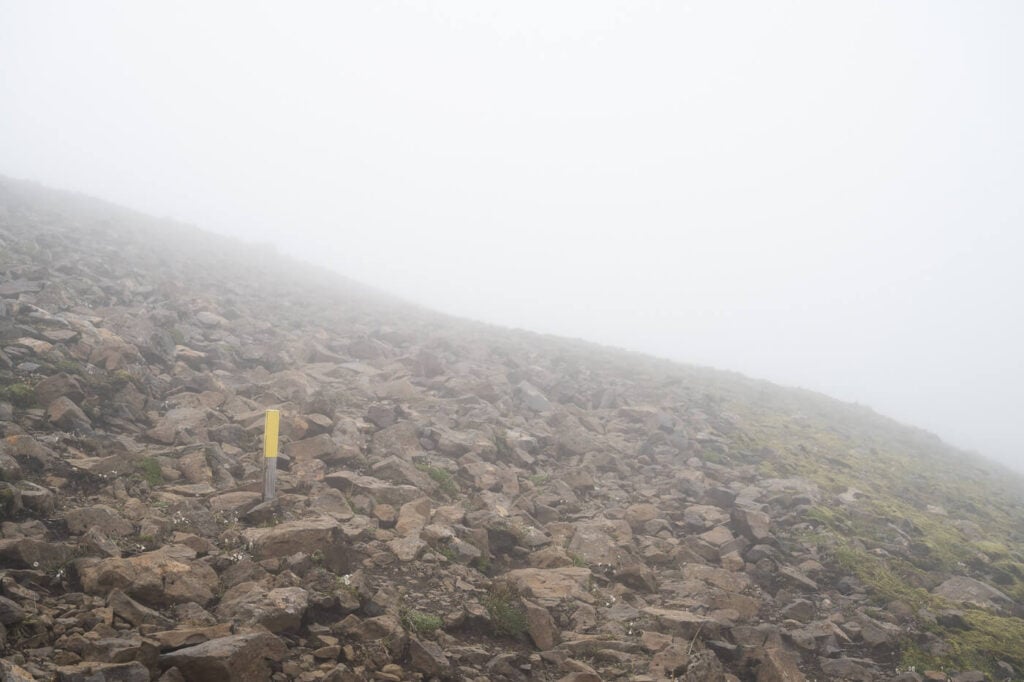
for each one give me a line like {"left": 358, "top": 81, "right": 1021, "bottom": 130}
{"left": 2, "top": 175, "right": 1024, "bottom": 682}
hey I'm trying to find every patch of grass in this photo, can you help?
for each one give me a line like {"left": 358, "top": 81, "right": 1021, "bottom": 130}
{"left": 900, "top": 610, "right": 1024, "bottom": 675}
{"left": 529, "top": 473, "right": 549, "bottom": 486}
{"left": 702, "top": 449, "right": 728, "bottom": 465}
{"left": 569, "top": 552, "right": 587, "bottom": 568}
{"left": 417, "top": 463, "right": 459, "bottom": 497}
{"left": 484, "top": 584, "right": 528, "bottom": 637}
{"left": 0, "top": 383, "right": 35, "bottom": 408}
{"left": 54, "top": 358, "right": 84, "bottom": 375}
{"left": 494, "top": 429, "right": 513, "bottom": 459}
{"left": 832, "top": 541, "right": 932, "bottom": 609}
{"left": 0, "top": 486, "right": 19, "bottom": 519}
{"left": 436, "top": 544, "right": 457, "bottom": 562}
{"left": 472, "top": 554, "right": 491, "bottom": 574}
{"left": 137, "top": 457, "right": 163, "bottom": 487}
{"left": 400, "top": 608, "right": 444, "bottom": 635}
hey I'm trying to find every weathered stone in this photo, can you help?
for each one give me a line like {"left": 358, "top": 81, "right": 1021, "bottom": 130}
{"left": 78, "top": 545, "right": 218, "bottom": 607}
{"left": 0, "top": 594, "right": 25, "bottom": 625}
{"left": 731, "top": 506, "right": 771, "bottom": 541}
{"left": 47, "top": 396, "right": 92, "bottom": 430}
{"left": 66, "top": 505, "right": 134, "bottom": 538}
{"left": 408, "top": 637, "right": 450, "bottom": 676}
{"left": 642, "top": 607, "right": 725, "bottom": 640}
{"left": 818, "top": 656, "right": 878, "bottom": 681}
{"left": 324, "top": 471, "right": 422, "bottom": 506}
{"left": 933, "top": 576, "right": 1014, "bottom": 611}
{"left": 244, "top": 516, "right": 341, "bottom": 560}
{"left": 0, "top": 659, "right": 35, "bottom": 681}
{"left": 755, "top": 647, "right": 807, "bottom": 682}
{"left": 215, "top": 583, "right": 308, "bottom": 633}
{"left": 55, "top": 662, "right": 150, "bottom": 682}
{"left": 523, "top": 599, "right": 559, "bottom": 650}
{"left": 108, "top": 588, "right": 175, "bottom": 628}
{"left": 0, "top": 537, "right": 70, "bottom": 570}
{"left": 504, "top": 567, "right": 594, "bottom": 606}
{"left": 159, "top": 633, "right": 287, "bottom": 682}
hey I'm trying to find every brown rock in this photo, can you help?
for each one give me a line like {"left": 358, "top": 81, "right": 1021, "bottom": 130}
{"left": 245, "top": 516, "right": 341, "bottom": 560}
{"left": 523, "top": 599, "right": 559, "bottom": 650}
{"left": 505, "top": 567, "right": 594, "bottom": 606}
{"left": 108, "top": 588, "right": 175, "bottom": 628}
{"left": 0, "top": 537, "right": 70, "bottom": 570}
{"left": 288, "top": 433, "right": 336, "bottom": 460}
{"left": 66, "top": 505, "right": 134, "bottom": 538}
{"left": 33, "top": 373, "right": 85, "bottom": 407}
{"left": 408, "top": 637, "right": 450, "bottom": 676}
{"left": 55, "top": 662, "right": 150, "bottom": 682}
{"left": 47, "top": 396, "right": 92, "bottom": 430}
{"left": 158, "top": 633, "right": 287, "bottom": 682}
{"left": 215, "top": 582, "right": 308, "bottom": 633}
{"left": 78, "top": 545, "right": 218, "bottom": 607}
{"left": 150, "top": 624, "right": 234, "bottom": 651}
{"left": 755, "top": 647, "right": 807, "bottom": 682}
{"left": 732, "top": 507, "right": 771, "bottom": 541}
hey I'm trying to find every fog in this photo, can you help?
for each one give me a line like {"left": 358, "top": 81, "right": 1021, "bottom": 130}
{"left": 2, "top": 2, "right": 1022, "bottom": 469}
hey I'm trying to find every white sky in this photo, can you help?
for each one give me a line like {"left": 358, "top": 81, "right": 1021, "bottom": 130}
{"left": 1, "top": 1, "right": 1022, "bottom": 468}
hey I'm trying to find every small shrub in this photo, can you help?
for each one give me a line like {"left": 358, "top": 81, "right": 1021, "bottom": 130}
{"left": 484, "top": 584, "right": 527, "bottom": 637}
{"left": 0, "top": 383, "right": 35, "bottom": 408}
{"left": 54, "top": 358, "right": 84, "bottom": 375}
{"left": 400, "top": 608, "right": 443, "bottom": 635}
{"left": 472, "top": 554, "right": 491, "bottom": 574}
{"left": 417, "top": 463, "right": 459, "bottom": 497}
{"left": 138, "top": 458, "right": 163, "bottom": 487}
{"left": 494, "top": 429, "right": 513, "bottom": 459}
{"left": 569, "top": 552, "right": 587, "bottom": 567}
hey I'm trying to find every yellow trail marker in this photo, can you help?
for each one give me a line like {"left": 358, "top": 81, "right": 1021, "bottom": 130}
{"left": 263, "top": 409, "right": 280, "bottom": 458}
{"left": 263, "top": 409, "right": 280, "bottom": 501}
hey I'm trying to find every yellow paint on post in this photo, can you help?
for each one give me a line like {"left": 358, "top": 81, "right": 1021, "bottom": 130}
{"left": 263, "top": 409, "right": 280, "bottom": 458}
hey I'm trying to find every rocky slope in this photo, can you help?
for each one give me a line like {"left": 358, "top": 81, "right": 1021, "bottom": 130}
{"left": 1, "top": 176, "right": 1023, "bottom": 682}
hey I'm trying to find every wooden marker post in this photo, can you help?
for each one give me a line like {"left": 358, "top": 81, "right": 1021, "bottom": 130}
{"left": 263, "top": 409, "right": 280, "bottom": 502}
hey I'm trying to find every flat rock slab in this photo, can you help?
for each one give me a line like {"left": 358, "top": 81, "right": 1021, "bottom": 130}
{"left": 641, "top": 607, "right": 727, "bottom": 640}
{"left": 324, "top": 471, "right": 422, "bottom": 506}
{"left": 505, "top": 567, "right": 594, "bottom": 606}
{"left": 242, "top": 516, "right": 341, "bottom": 560}
{"left": 933, "top": 575, "right": 1013, "bottom": 611}
{"left": 159, "top": 632, "right": 287, "bottom": 682}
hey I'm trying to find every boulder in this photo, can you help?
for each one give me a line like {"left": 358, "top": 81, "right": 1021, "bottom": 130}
{"left": 215, "top": 582, "right": 308, "bottom": 633}
{"left": 504, "top": 567, "right": 593, "bottom": 606}
{"left": 244, "top": 516, "right": 341, "bottom": 560}
{"left": 158, "top": 633, "right": 287, "bottom": 682}
{"left": 933, "top": 576, "right": 1014, "bottom": 612}
{"left": 78, "top": 545, "right": 218, "bottom": 607}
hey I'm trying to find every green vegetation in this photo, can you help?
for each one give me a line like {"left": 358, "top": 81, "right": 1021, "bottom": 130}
{"left": 0, "top": 382, "right": 35, "bottom": 408}
{"left": 472, "top": 554, "right": 491, "bottom": 574}
{"left": 569, "top": 552, "right": 587, "bottom": 568}
{"left": 720, "top": 384, "right": 1024, "bottom": 677}
{"left": 400, "top": 608, "right": 444, "bottom": 635}
{"left": 137, "top": 457, "right": 163, "bottom": 487}
{"left": 417, "top": 463, "right": 459, "bottom": 497}
{"left": 528, "top": 473, "right": 549, "bottom": 486}
{"left": 0, "top": 486, "right": 19, "bottom": 519}
{"left": 484, "top": 584, "right": 527, "bottom": 637}
{"left": 54, "top": 358, "right": 84, "bottom": 375}
{"left": 494, "top": 429, "right": 513, "bottom": 459}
